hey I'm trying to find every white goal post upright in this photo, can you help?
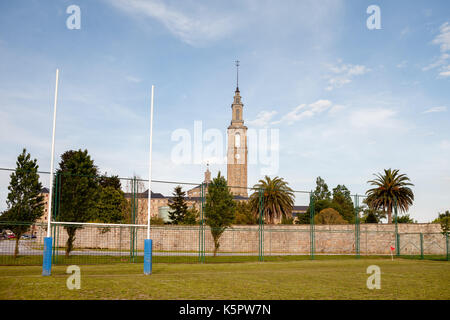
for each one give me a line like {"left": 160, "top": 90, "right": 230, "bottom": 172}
{"left": 144, "top": 85, "right": 155, "bottom": 275}
{"left": 42, "top": 68, "right": 59, "bottom": 276}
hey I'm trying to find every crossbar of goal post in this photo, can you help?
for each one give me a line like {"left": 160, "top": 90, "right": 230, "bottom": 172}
{"left": 51, "top": 221, "right": 147, "bottom": 228}
{"left": 144, "top": 85, "right": 155, "bottom": 275}
{"left": 42, "top": 69, "right": 59, "bottom": 276}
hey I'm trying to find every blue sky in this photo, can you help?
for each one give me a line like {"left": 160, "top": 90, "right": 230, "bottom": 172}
{"left": 0, "top": 0, "right": 449, "bottom": 222}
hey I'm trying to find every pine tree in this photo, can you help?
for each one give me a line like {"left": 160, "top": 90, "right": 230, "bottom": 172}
{"left": 332, "top": 184, "right": 355, "bottom": 223}
{"left": 204, "top": 172, "right": 236, "bottom": 256}
{"left": 168, "top": 186, "right": 188, "bottom": 224}
{"left": 3, "top": 149, "right": 44, "bottom": 258}
{"left": 96, "top": 174, "right": 126, "bottom": 225}
{"left": 56, "top": 149, "right": 98, "bottom": 256}
{"left": 181, "top": 207, "right": 199, "bottom": 225}
{"left": 313, "top": 177, "right": 331, "bottom": 201}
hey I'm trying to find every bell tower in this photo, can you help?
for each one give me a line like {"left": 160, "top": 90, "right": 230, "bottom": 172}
{"left": 227, "top": 60, "right": 248, "bottom": 197}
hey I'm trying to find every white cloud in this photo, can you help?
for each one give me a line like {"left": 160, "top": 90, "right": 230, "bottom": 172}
{"left": 423, "top": 106, "right": 447, "bottom": 114}
{"left": 439, "top": 65, "right": 450, "bottom": 77}
{"left": 328, "top": 104, "right": 346, "bottom": 116}
{"left": 125, "top": 75, "right": 142, "bottom": 83}
{"left": 424, "top": 22, "right": 450, "bottom": 77}
{"left": 109, "top": 0, "right": 236, "bottom": 46}
{"left": 325, "top": 61, "right": 370, "bottom": 90}
{"left": 396, "top": 60, "right": 407, "bottom": 68}
{"left": 422, "top": 53, "right": 449, "bottom": 71}
{"left": 432, "top": 22, "right": 450, "bottom": 52}
{"left": 309, "top": 99, "right": 333, "bottom": 112}
{"left": 440, "top": 140, "right": 450, "bottom": 150}
{"left": 247, "top": 110, "right": 278, "bottom": 127}
{"left": 349, "top": 108, "right": 397, "bottom": 129}
{"left": 273, "top": 100, "right": 332, "bottom": 125}
{"left": 400, "top": 27, "right": 410, "bottom": 37}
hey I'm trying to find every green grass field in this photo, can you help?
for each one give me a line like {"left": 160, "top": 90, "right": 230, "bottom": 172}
{"left": 0, "top": 258, "right": 449, "bottom": 300}
{"left": 1, "top": 254, "right": 447, "bottom": 266}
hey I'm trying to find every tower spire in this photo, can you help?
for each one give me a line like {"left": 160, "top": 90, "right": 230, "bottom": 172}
{"left": 235, "top": 60, "right": 240, "bottom": 92}
{"left": 204, "top": 161, "right": 211, "bottom": 183}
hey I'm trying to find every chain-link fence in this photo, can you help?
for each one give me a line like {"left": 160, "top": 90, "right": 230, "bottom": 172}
{"left": 1, "top": 221, "right": 447, "bottom": 265}
{"left": 0, "top": 168, "right": 448, "bottom": 265}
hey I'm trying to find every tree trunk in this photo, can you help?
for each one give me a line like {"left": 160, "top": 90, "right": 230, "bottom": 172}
{"left": 66, "top": 227, "right": 77, "bottom": 257}
{"left": 14, "top": 235, "right": 21, "bottom": 258}
{"left": 387, "top": 206, "right": 392, "bottom": 224}
{"left": 213, "top": 239, "right": 219, "bottom": 257}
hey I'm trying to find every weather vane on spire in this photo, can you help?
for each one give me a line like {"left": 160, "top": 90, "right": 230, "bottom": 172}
{"left": 235, "top": 60, "right": 240, "bottom": 90}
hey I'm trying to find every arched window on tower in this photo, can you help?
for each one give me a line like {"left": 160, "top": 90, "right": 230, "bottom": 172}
{"left": 235, "top": 133, "right": 241, "bottom": 147}
{"left": 236, "top": 108, "right": 240, "bottom": 120}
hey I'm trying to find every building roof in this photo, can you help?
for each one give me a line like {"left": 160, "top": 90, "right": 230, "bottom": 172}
{"left": 124, "top": 189, "right": 165, "bottom": 199}
{"left": 233, "top": 195, "right": 249, "bottom": 200}
{"left": 40, "top": 187, "right": 49, "bottom": 194}
{"left": 292, "top": 206, "right": 309, "bottom": 217}
{"left": 293, "top": 205, "right": 308, "bottom": 211}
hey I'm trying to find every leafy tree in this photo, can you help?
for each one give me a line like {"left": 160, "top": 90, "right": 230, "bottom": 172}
{"left": 95, "top": 186, "right": 127, "bottom": 224}
{"left": 98, "top": 174, "right": 121, "bottom": 190}
{"left": 363, "top": 211, "right": 379, "bottom": 223}
{"left": 294, "top": 212, "right": 310, "bottom": 224}
{"left": 306, "top": 198, "right": 340, "bottom": 219}
{"left": 56, "top": 150, "right": 98, "bottom": 257}
{"left": 180, "top": 207, "right": 199, "bottom": 225}
{"left": 121, "top": 195, "right": 133, "bottom": 224}
{"left": 2, "top": 149, "right": 44, "bottom": 257}
{"left": 234, "top": 201, "right": 257, "bottom": 225}
{"left": 204, "top": 172, "right": 236, "bottom": 256}
{"left": 94, "top": 174, "right": 126, "bottom": 226}
{"left": 366, "top": 169, "right": 414, "bottom": 223}
{"left": 313, "top": 177, "right": 331, "bottom": 201}
{"left": 281, "top": 215, "right": 294, "bottom": 224}
{"left": 150, "top": 216, "right": 165, "bottom": 225}
{"left": 332, "top": 185, "right": 355, "bottom": 223}
{"left": 168, "top": 186, "right": 189, "bottom": 225}
{"left": 360, "top": 206, "right": 386, "bottom": 223}
{"left": 359, "top": 198, "right": 386, "bottom": 224}
{"left": 314, "top": 208, "right": 348, "bottom": 225}
{"left": 249, "top": 176, "right": 294, "bottom": 224}
{"left": 433, "top": 211, "right": 450, "bottom": 235}
{"left": 396, "top": 214, "right": 417, "bottom": 223}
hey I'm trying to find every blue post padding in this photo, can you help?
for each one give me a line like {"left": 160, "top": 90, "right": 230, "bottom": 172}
{"left": 42, "top": 237, "right": 53, "bottom": 276}
{"left": 144, "top": 239, "right": 152, "bottom": 275}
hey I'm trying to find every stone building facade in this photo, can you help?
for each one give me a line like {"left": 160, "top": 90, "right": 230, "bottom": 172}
{"left": 187, "top": 165, "right": 211, "bottom": 198}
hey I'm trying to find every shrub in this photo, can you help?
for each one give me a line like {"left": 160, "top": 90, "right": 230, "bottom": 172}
{"left": 314, "top": 208, "right": 347, "bottom": 225}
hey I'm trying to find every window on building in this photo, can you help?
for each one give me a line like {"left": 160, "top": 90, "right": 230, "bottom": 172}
{"left": 235, "top": 133, "right": 240, "bottom": 147}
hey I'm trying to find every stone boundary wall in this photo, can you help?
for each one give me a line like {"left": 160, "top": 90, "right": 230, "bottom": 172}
{"left": 32, "top": 223, "right": 447, "bottom": 255}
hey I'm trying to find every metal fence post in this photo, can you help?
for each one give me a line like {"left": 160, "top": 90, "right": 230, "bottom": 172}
{"left": 310, "top": 192, "right": 315, "bottom": 260}
{"left": 258, "top": 188, "right": 264, "bottom": 262}
{"left": 130, "top": 176, "right": 137, "bottom": 263}
{"left": 198, "top": 183, "right": 202, "bottom": 263}
{"left": 202, "top": 182, "right": 205, "bottom": 263}
{"left": 394, "top": 199, "right": 400, "bottom": 256}
{"left": 355, "top": 194, "right": 360, "bottom": 259}
{"left": 51, "top": 172, "right": 58, "bottom": 264}
{"left": 446, "top": 232, "right": 449, "bottom": 261}
{"left": 420, "top": 233, "right": 424, "bottom": 260}
{"left": 199, "top": 182, "right": 205, "bottom": 263}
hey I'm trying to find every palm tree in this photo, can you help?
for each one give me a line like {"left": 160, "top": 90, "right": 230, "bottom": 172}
{"left": 249, "top": 176, "right": 295, "bottom": 224}
{"left": 365, "top": 169, "right": 414, "bottom": 224}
